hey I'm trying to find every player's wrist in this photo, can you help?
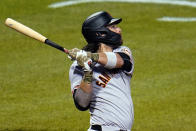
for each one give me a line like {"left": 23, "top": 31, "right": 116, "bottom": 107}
{"left": 83, "top": 71, "right": 93, "bottom": 84}
{"left": 87, "top": 53, "right": 99, "bottom": 62}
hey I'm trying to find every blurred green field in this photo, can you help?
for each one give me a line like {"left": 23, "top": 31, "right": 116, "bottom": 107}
{"left": 0, "top": 0, "right": 195, "bottom": 130}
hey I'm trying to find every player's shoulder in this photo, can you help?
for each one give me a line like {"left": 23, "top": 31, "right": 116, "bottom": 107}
{"left": 113, "top": 46, "right": 132, "bottom": 56}
{"left": 114, "top": 46, "right": 134, "bottom": 75}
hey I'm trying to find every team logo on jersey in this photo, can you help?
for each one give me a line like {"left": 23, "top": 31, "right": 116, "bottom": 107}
{"left": 96, "top": 72, "right": 111, "bottom": 88}
{"left": 121, "top": 48, "right": 131, "bottom": 56}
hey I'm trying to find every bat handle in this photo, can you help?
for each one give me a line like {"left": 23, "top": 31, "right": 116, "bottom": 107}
{"left": 45, "top": 39, "right": 69, "bottom": 54}
{"left": 64, "top": 48, "right": 69, "bottom": 54}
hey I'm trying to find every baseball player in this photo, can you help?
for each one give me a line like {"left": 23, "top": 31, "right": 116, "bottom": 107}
{"left": 68, "top": 11, "right": 134, "bottom": 131}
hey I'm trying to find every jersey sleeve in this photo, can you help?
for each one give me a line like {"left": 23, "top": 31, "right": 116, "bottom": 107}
{"left": 69, "top": 61, "right": 83, "bottom": 93}
{"left": 114, "top": 46, "right": 134, "bottom": 75}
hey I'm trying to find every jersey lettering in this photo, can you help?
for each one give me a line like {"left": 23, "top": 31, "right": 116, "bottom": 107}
{"left": 96, "top": 81, "right": 106, "bottom": 88}
{"left": 96, "top": 72, "right": 111, "bottom": 88}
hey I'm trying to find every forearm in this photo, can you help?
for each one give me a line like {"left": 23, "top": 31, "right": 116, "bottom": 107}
{"left": 80, "top": 81, "right": 92, "bottom": 93}
{"left": 92, "top": 53, "right": 124, "bottom": 68}
{"left": 73, "top": 71, "right": 93, "bottom": 109}
{"left": 73, "top": 82, "right": 92, "bottom": 109}
{"left": 74, "top": 86, "right": 92, "bottom": 109}
{"left": 68, "top": 48, "right": 124, "bottom": 69}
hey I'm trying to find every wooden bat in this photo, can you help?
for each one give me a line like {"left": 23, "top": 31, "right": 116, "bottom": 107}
{"left": 5, "top": 18, "right": 69, "bottom": 54}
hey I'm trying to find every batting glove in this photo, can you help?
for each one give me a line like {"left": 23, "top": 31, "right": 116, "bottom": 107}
{"left": 76, "top": 54, "right": 92, "bottom": 72}
{"left": 87, "top": 53, "right": 99, "bottom": 62}
{"left": 83, "top": 70, "right": 93, "bottom": 84}
{"left": 68, "top": 48, "right": 99, "bottom": 63}
{"left": 76, "top": 54, "right": 93, "bottom": 84}
{"left": 68, "top": 48, "right": 81, "bottom": 60}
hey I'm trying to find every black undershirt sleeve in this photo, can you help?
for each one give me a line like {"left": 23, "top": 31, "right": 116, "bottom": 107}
{"left": 117, "top": 52, "right": 133, "bottom": 72}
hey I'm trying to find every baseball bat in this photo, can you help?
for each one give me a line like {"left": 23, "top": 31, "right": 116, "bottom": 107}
{"left": 5, "top": 18, "right": 69, "bottom": 54}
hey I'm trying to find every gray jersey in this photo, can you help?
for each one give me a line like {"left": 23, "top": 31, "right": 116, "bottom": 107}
{"left": 69, "top": 46, "right": 134, "bottom": 130}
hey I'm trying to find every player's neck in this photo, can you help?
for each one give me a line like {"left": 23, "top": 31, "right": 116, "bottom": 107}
{"left": 97, "top": 43, "right": 113, "bottom": 53}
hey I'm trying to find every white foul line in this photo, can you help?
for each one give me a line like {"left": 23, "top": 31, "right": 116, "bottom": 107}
{"left": 48, "top": 0, "right": 196, "bottom": 8}
{"left": 157, "top": 17, "right": 196, "bottom": 22}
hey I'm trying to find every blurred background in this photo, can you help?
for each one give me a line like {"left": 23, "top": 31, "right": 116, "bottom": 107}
{"left": 0, "top": 0, "right": 195, "bottom": 130}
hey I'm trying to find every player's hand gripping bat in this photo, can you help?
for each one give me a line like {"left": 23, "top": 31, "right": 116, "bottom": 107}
{"left": 5, "top": 18, "right": 69, "bottom": 54}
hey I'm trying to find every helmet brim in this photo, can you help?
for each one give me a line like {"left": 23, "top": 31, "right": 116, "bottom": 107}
{"left": 108, "top": 18, "right": 122, "bottom": 25}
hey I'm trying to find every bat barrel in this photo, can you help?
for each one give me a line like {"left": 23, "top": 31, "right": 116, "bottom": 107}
{"left": 5, "top": 18, "right": 69, "bottom": 54}
{"left": 5, "top": 18, "right": 47, "bottom": 43}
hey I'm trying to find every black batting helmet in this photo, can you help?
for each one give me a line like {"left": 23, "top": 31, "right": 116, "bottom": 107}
{"left": 82, "top": 11, "right": 122, "bottom": 48}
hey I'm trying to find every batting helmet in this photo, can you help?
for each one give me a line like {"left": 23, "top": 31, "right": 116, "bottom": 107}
{"left": 82, "top": 11, "right": 122, "bottom": 48}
